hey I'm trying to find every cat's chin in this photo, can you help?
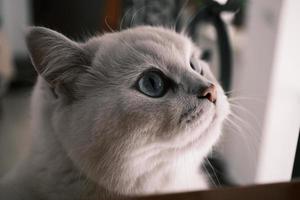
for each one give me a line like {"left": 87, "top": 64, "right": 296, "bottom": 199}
{"left": 172, "top": 97, "right": 229, "bottom": 151}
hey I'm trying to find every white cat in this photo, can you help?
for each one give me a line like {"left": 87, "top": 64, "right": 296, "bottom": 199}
{"left": 0, "top": 26, "right": 230, "bottom": 200}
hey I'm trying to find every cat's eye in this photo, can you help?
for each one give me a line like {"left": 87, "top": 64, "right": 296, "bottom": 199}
{"left": 137, "top": 71, "right": 167, "bottom": 98}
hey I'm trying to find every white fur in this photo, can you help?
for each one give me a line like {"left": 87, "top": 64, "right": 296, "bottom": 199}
{"left": 0, "top": 26, "right": 230, "bottom": 200}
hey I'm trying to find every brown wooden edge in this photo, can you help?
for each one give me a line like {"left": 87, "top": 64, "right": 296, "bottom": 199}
{"left": 131, "top": 181, "right": 300, "bottom": 200}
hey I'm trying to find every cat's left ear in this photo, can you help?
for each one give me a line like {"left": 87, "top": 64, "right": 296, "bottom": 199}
{"left": 25, "top": 27, "right": 90, "bottom": 99}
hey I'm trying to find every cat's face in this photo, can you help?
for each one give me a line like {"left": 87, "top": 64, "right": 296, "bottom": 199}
{"left": 26, "top": 26, "right": 230, "bottom": 194}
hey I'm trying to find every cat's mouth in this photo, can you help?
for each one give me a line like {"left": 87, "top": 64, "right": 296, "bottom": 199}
{"left": 178, "top": 101, "right": 215, "bottom": 126}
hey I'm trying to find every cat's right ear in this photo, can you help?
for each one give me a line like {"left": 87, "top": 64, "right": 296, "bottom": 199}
{"left": 25, "top": 27, "right": 90, "bottom": 99}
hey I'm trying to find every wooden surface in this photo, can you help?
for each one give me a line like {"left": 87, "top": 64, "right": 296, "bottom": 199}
{"left": 134, "top": 181, "right": 300, "bottom": 200}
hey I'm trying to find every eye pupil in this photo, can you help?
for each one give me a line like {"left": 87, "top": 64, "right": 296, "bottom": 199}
{"left": 149, "top": 77, "right": 156, "bottom": 88}
{"left": 137, "top": 71, "right": 167, "bottom": 98}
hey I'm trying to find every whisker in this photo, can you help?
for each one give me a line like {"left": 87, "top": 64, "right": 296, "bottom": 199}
{"left": 225, "top": 90, "right": 243, "bottom": 96}
{"left": 180, "top": 4, "right": 209, "bottom": 35}
{"left": 130, "top": 5, "right": 148, "bottom": 27}
{"left": 119, "top": 6, "right": 134, "bottom": 30}
{"left": 224, "top": 118, "right": 257, "bottom": 154}
{"left": 104, "top": 16, "right": 115, "bottom": 33}
{"left": 205, "top": 157, "right": 221, "bottom": 186}
{"left": 228, "top": 96, "right": 265, "bottom": 104}
{"left": 228, "top": 111, "right": 260, "bottom": 138}
{"left": 202, "top": 163, "right": 216, "bottom": 187}
{"left": 229, "top": 103, "right": 261, "bottom": 131}
{"left": 173, "top": 0, "right": 190, "bottom": 32}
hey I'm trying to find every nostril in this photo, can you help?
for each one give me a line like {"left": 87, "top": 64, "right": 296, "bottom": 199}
{"left": 198, "top": 84, "right": 217, "bottom": 103}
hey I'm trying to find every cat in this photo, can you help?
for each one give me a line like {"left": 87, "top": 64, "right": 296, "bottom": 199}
{"left": 0, "top": 26, "right": 230, "bottom": 200}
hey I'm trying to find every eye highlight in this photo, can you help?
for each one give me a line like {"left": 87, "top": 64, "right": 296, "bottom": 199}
{"left": 137, "top": 70, "right": 168, "bottom": 98}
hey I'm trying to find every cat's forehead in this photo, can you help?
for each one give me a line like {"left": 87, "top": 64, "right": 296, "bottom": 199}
{"left": 88, "top": 26, "right": 200, "bottom": 78}
{"left": 94, "top": 27, "right": 196, "bottom": 56}
{"left": 123, "top": 26, "right": 193, "bottom": 51}
{"left": 129, "top": 27, "right": 196, "bottom": 58}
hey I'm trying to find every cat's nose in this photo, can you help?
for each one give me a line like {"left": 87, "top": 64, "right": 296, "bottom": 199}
{"left": 198, "top": 84, "right": 217, "bottom": 103}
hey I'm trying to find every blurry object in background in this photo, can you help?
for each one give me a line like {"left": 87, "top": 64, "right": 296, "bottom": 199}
{"left": 231, "top": 0, "right": 247, "bottom": 28}
{"left": 221, "top": 0, "right": 300, "bottom": 185}
{"left": 1, "top": 0, "right": 107, "bottom": 87}
{"left": 0, "top": 31, "right": 14, "bottom": 99}
{"left": 1, "top": 0, "right": 34, "bottom": 87}
{"left": 121, "top": 0, "right": 184, "bottom": 30}
{"left": 292, "top": 130, "right": 300, "bottom": 179}
{"left": 214, "top": 0, "right": 228, "bottom": 5}
{"left": 0, "top": 1, "right": 14, "bottom": 111}
{"left": 32, "top": 0, "right": 105, "bottom": 39}
{"left": 188, "top": 0, "right": 247, "bottom": 92}
{"left": 102, "top": 0, "right": 121, "bottom": 32}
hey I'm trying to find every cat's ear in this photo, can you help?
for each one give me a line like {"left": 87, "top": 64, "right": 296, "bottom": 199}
{"left": 25, "top": 27, "right": 90, "bottom": 98}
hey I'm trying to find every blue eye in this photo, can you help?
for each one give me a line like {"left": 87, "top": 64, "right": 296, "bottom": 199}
{"left": 137, "top": 71, "right": 167, "bottom": 98}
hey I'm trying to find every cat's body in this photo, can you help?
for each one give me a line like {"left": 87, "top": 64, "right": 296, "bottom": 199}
{"left": 0, "top": 26, "right": 229, "bottom": 200}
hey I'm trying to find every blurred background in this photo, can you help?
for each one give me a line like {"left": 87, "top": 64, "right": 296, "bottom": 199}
{"left": 0, "top": 0, "right": 299, "bottom": 188}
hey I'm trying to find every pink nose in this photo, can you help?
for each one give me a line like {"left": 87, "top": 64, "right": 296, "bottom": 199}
{"left": 198, "top": 84, "right": 217, "bottom": 103}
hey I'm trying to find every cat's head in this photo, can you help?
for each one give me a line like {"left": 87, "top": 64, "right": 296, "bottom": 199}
{"left": 26, "top": 26, "right": 230, "bottom": 194}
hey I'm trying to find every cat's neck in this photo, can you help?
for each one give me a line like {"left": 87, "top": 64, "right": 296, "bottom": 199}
{"left": 9, "top": 111, "right": 121, "bottom": 200}
{"left": 128, "top": 146, "right": 209, "bottom": 195}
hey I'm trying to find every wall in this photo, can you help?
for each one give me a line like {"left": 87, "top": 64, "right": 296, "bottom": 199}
{"left": 1, "top": 0, "right": 31, "bottom": 56}
{"left": 221, "top": 0, "right": 300, "bottom": 184}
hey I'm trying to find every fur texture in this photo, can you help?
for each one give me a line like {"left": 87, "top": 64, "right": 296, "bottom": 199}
{"left": 0, "top": 26, "right": 230, "bottom": 200}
